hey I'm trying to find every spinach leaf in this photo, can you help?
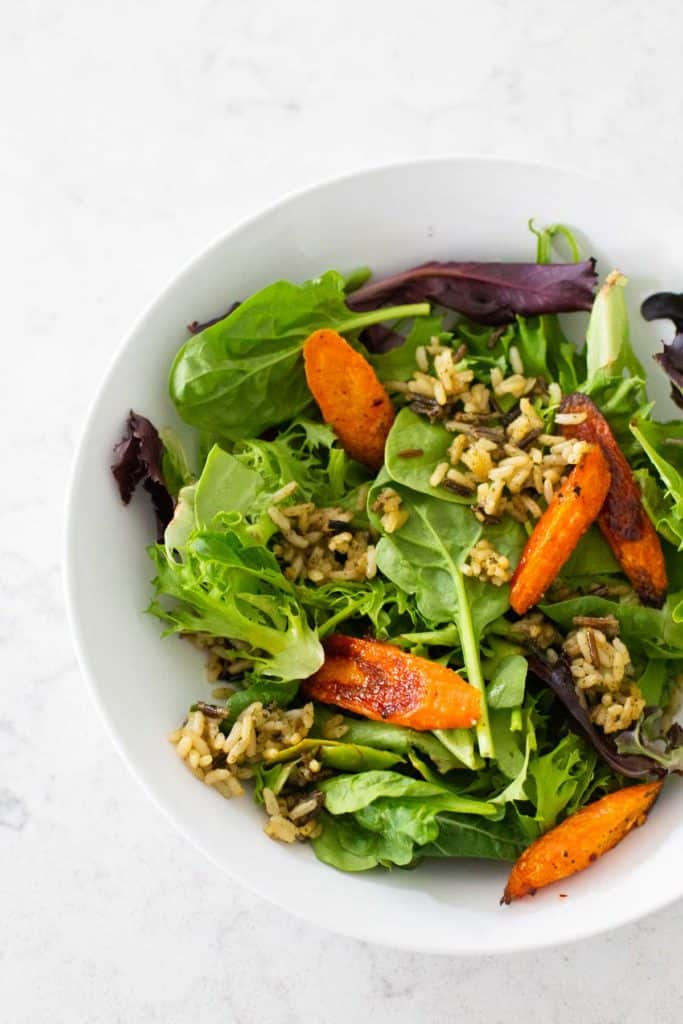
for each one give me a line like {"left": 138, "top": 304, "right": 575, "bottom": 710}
{"left": 311, "top": 769, "right": 500, "bottom": 872}
{"left": 261, "top": 737, "right": 404, "bottom": 772}
{"left": 421, "top": 808, "right": 534, "bottom": 861}
{"left": 169, "top": 270, "right": 429, "bottom": 440}
{"left": 367, "top": 481, "right": 492, "bottom": 751}
{"left": 148, "top": 529, "right": 323, "bottom": 683}
{"left": 319, "top": 770, "right": 496, "bottom": 817}
{"left": 635, "top": 658, "right": 668, "bottom": 706}
{"left": 384, "top": 408, "right": 472, "bottom": 504}
{"left": 368, "top": 482, "right": 525, "bottom": 757}
{"left": 487, "top": 654, "right": 527, "bottom": 709}
{"left": 313, "top": 708, "right": 463, "bottom": 773}
{"left": 559, "top": 524, "right": 621, "bottom": 578}
{"left": 312, "top": 812, "right": 393, "bottom": 871}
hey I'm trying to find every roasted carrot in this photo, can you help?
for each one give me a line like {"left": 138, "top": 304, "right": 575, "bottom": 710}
{"left": 502, "top": 781, "right": 663, "bottom": 903}
{"left": 509, "top": 445, "right": 611, "bottom": 615}
{"left": 303, "top": 329, "right": 395, "bottom": 470}
{"left": 301, "top": 634, "right": 481, "bottom": 731}
{"left": 559, "top": 394, "right": 668, "bottom": 607}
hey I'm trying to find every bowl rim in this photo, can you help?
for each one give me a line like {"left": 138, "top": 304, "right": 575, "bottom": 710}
{"left": 64, "top": 155, "right": 681, "bottom": 954}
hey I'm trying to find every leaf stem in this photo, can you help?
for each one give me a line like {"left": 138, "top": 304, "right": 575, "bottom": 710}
{"left": 339, "top": 302, "right": 431, "bottom": 335}
{"left": 452, "top": 569, "right": 495, "bottom": 759}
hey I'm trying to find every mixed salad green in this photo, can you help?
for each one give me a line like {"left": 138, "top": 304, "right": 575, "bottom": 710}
{"left": 112, "top": 222, "right": 683, "bottom": 881}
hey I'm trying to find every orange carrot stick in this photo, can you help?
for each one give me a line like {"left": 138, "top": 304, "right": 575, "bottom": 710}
{"left": 301, "top": 634, "right": 481, "bottom": 731}
{"left": 502, "top": 781, "right": 663, "bottom": 903}
{"left": 303, "top": 329, "right": 395, "bottom": 470}
{"left": 509, "top": 445, "right": 611, "bottom": 615}
{"left": 559, "top": 394, "right": 668, "bottom": 607}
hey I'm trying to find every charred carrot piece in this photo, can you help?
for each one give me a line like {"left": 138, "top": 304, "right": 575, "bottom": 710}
{"left": 301, "top": 634, "right": 481, "bottom": 731}
{"left": 502, "top": 781, "right": 663, "bottom": 903}
{"left": 303, "top": 329, "right": 395, "bottom": 470}
{"left": 559, "top": 394, "right": 668, "bottom": 607}
{"left": 509, "top": 445, "right": 611, "bottom": 615}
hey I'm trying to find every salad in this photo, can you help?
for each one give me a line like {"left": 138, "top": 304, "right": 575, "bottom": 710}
{"left": 112, "top": 223, "right": 683, "bottom": 903}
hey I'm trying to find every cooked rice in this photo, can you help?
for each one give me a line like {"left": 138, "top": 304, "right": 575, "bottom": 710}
{"left": 371, "top": 486, "right": 409, "bottom": 534}
{"left": 563, "top": 628, "right": 645, "bottom": 733}
{"left": 510, "top": 611, "right": 562, "bottom": 650}
{"left": 386, "top": 339, "right": 589, "bottom": 524}
{"left": 169, "top": 700, "right": 324, "bottom": 841}
{"left": 268, "top": 499, "right": 377, "bottom": 584}
{"left": 462, "top": 539, "right": 511, "bottom": 586}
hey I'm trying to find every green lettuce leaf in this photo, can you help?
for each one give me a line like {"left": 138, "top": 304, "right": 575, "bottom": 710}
{"left": 526, "top": 733, "right": 597, "bottom": 830}
{"left": 148, "top": 530, "right": 323, "bottom": 683}
{"left": 631, "top": 418, "right": 683, "bottom": 550}
{"left": 584, "top": 271, "right": 645, "bottom": 381}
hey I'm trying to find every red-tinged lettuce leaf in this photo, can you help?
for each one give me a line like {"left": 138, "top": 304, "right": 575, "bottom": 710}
{"left": 111, "top": 411, "right": 174, "bottom": 541}
{"left": 187, "top": 300, "right": 240, "bottom": 335}
{"left": 527, "top": 651, "right": 664, "bottom": 779}
{"left": 641, "top": 292, "right": 683, "bottom": 410}
{"left": 616, "top": 708, "right": 683, "bottom": 775}
{"left": 347, "top": 260, "right": 597, "bottom": 326}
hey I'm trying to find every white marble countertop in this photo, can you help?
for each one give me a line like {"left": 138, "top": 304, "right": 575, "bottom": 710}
{"left": 3, "top": 0, "right": 682, "bottom": 1019}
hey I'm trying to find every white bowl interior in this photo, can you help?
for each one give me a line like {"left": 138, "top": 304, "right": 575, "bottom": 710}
{"left": 65, "top": 159, "right": 683, "bottom": 953}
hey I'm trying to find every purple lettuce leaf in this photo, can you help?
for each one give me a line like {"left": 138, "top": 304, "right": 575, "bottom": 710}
{"left": 360, "top": 322, "right": 406, "bottom": 354}
{"left": 346, "top": 260, "right": 597, "bottom": 325}
{"left": 111, "top": 411, "right": 174, "bottom": 541}
{"left": 641, "top": 292, "right": 683, "bottom": 410}
{"left": 527, "top": 651, "right": 664, "bottom": 779}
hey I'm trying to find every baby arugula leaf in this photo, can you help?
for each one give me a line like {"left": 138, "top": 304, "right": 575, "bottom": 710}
{"left": 169, "top": 270, "right": 429, "bottom": 440}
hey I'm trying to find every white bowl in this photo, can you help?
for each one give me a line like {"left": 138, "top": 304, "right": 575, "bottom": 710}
{"left": 65, "top": 158, "right": 682, "bottom": 954}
